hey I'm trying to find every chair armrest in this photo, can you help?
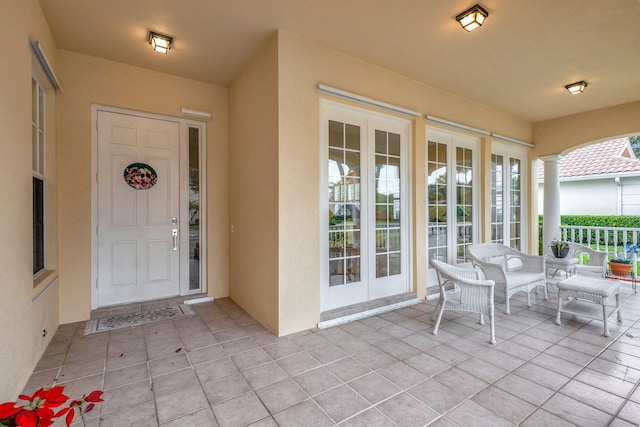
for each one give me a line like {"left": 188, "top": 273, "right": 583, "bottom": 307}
{"left": 511, "top": 253, "right": 545, "bottom": 273}
{"left": 472, "top": 259, "right": 508, "bottom": 283}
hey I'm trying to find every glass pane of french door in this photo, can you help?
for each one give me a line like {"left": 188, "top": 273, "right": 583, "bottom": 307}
{"left": 375, "top": 130, "right": 402, "bottom": 277}
{"left": 509, "top": 158, "right": 522, "bottom": 250}
{"left": 427, "top": 141, "right": 448, "bottom": 262}
{"left": 456, "top": 147, "right": 473, "bottom": 263}
{"left": 491, "top": 154, "right": 504, "bottom": 243}
{"left": 328, "top": 120, "right": 362, "bottom": 287}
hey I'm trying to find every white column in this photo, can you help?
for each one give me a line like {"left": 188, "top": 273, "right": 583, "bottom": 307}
{"left": 541, "top": 155, "right": 562, "bottom": 252}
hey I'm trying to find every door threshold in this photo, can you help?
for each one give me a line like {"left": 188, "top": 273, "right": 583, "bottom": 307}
{"left": 318, "top": 293, "right": 420, "bottom": 329}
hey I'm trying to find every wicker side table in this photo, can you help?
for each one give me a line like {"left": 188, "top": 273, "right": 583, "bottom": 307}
{"left": 555, "top": 275, "right": 622, "bottom": 337}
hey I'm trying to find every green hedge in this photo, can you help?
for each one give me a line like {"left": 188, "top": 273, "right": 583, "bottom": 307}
{"left": 538, "top": 215, "right": 640, "bottom": 254}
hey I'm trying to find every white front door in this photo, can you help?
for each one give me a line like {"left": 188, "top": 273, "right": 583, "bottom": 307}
{"left": 321, "top": 101, "right": 411, "bottom": 311}
{"left": 96, "top": 110, "right": 180, "bottom": 306}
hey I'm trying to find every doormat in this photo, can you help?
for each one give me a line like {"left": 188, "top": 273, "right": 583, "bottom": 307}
{"left": 84, "top": 304, "right": 195, "bottom": 335}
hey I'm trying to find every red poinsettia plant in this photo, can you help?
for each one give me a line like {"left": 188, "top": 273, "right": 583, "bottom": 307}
{"left": 0, "top": 386, "right": 103, "bottom": 427}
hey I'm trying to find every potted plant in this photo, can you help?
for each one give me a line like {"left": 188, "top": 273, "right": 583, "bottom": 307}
{"left": 608, "top": 256, "right": 634, "bottom": 276}
{"left": 549, "top": 238, "right": 570, "bottom": 258}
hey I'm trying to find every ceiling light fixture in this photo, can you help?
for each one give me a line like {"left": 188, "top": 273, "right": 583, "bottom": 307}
{"left": 149, "top": 31, "right": 173, "bottom": 54}
{"left": 456, "top": 4, "right": 489, "bottom": 32}
{"left": 565, "top": 81, "right": 588, "bottom": 95}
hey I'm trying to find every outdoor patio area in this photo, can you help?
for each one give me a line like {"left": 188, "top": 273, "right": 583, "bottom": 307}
{"left": 25, "top": 283, "right": 640, "bottom": 427}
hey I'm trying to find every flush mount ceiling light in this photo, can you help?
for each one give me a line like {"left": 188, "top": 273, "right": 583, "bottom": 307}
{"left": 565, "top": 81, "right": 588, "bottom": 95}
{"left": 456, "top": 4, "right": 489, "bottom": 32}
{"left": 149, "top": 31, "right": 173, "bottom": 54}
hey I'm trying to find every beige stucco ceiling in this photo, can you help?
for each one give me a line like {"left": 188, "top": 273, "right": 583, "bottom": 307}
{"left": 39, "top": 0, "right": 640, "bottom": 122}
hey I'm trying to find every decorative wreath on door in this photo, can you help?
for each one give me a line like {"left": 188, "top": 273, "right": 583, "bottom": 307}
{"left": 123, "top": 163, "right": 158, "bottom": 190}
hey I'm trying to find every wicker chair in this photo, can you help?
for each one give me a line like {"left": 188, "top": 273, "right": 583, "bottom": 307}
{"left": 546, "top": 242, "right": 607, "bottom": 279}
{"left": 467, "top": 243, "right": 547, "bottom": 315}
{"left": 430, "top": 259, "right": 496, "bottom": 344}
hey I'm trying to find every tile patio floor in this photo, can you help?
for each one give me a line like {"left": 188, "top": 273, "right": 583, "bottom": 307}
{"left": 25, "top": 283, "right": 640, "bottom": 427}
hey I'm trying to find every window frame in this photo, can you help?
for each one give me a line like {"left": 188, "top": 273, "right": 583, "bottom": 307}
{"left": 32, "top": 76, "right": 46, "bottom": 277}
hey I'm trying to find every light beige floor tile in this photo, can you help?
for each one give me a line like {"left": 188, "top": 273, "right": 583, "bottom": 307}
{"left": 221, "top": 336, "right": 258, "bottom": 355}
{"left": 262, "top": 340, "right": 302, "bottom": 360}
{"left": 560, "top": 379, "right": 625, "bottom": 415}
{"left": 256, "top": 378, "right": 308, "bottom": 413}
{"left": 348, "top": 372, "right": 401, "bottom": 405}
{"left": 187, "top": 343, "right": 226, "bottom": 365}
{"left": 351, "top": 347, "right": 396, "bottom": 370}
{"left": 574, "top": 367, "right": 635, "bottom": 398}
{"left": 202, "top": 371, "right": 252, "bottom": 404}
{"left": 101, "top": 379, "right": 153, "bottom": 415}
{"left": 242, "top": 361, "right": 289, "bottom": 389}
{"left": 408, "top": 378, "right": 465, "bottom": 414}
{"left": 103, "top": 362, "right": 150, "bottom": 390}
{"left": 99, "top": 400, "right": 157, "bottom": 427}
{"left": 293, "top": 366, "right": 343, "bottom": 397}
{"left": 494, "top": 372, "right": 554, "bottom": 406}
{"left": 276, "top": 351, "right": 321, "bottom": 376}
{"left": 339, "top": 407, "right": 396, "bottom": 427}
{"left": 472, "top": 385, "right": 536, "bottom": 424}
{"left": 193, "top": 356, "right": 237, "bottom": 383}
{"left": 307, "top": 343, "right": 349, "bottom": 365}
{"left": 314, "top": 384, "right": 370, "bottom": 423}
{"left": 542, "top": 392, "right": 612, "bottom": 426}
{"left": 155, "top": 385, "right": 209, "bottom": 424}
{"left": 159, "top": 408, "right": 218, "bottom": 426}
{"left": 153, "top": 367, "right": 200, "bottom": 398}
{"left": 148, "top": 353, "right": 189, "bottom": 377}
{"left": 433, "top": 367, "right": 488, "bottom": 398}
{"left": 378, "top": 361, "right": 427, "bottom": 390}
{"left": 291, "top": 332, "right": 331, "bottom": 350}
{"left": 445, "top": 400, "right": 513, "bottom": 427}
{"left": 520, "top": 409, "right": 578, "bottom": 427}
{"left": 618, "top": 400, "right": 640, "bottom": 425}
{"left": 272, "top": 400, "right": 333, "bottom": 427}
{"left": 212, "top": 391, "right": 269, "bottom": 427}
{"left": 403, "top": 352, "right": 449, "bottom": 377}
{"left": 376, "top": 392, "right": 439, "bottom": 427}
{"left": 326, "top": 357, "right": 372, "bottom": 382}
{"left": 456, "top": 356, "right": 509, "bottom": 383}
{"left": 514, "top": 361, "right": 571, "bottom": 390}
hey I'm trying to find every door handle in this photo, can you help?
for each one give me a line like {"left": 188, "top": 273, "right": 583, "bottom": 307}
{"left": 172, "top": 229, "right": 178, "bottom": 251}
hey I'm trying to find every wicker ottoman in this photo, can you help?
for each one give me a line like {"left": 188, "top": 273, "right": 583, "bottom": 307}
{"left": 555, "top": 275, "right": 622, "bottom": 337}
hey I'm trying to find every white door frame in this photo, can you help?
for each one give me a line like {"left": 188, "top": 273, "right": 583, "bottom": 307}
{"left": 90, "top": 105, "right": 207, "bottom": 309}
{"left": 320, "top": 100, "right": 413, "bottom": 312}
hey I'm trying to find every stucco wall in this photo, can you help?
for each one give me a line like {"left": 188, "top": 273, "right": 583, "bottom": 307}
{"left": 533, "top": 101, "right": 640, "bottom": 157}
{"left": 275, "top": 31, "right": 533, "bottom": 334}
{"left": 228, "top": 36, "right": 280, "bottom": 334}
{"left": 0, "top": 0, "right": 60, "bottom": 401}
{"left": 56, "top": 51, "right": 229, "bottom": 323}
{"left": 538, "top": 179, "right": 619, "bottom": 215}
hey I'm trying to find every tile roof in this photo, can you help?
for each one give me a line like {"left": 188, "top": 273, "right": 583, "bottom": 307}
{"left": 538, "top": 138, "right": 640, "bottom": 180}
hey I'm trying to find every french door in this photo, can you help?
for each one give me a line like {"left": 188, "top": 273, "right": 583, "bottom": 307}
{"left": 491, "top": 144, "right": 527, "bottom": 250}
{"left": 426, "top": 127, "right": 479, "bottom": 272}
{"left": 321, "top": 101, "right": 411, "bottom": 312}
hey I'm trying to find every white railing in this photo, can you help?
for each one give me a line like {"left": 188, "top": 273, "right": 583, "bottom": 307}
{"left": 559, "top": 225, "right": 640, "bottom": 256}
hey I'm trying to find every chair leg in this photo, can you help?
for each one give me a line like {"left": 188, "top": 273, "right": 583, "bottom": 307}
{"left": 478, "top": 313, "right": 485, "bottom": 325}
{"left": 505, "top": 296, "right": 511, "bottom": 315}
{"left": 433, "top": 306, "right": 445, "bottom": 336}
{"left": 431, "top": 297, "right": 442, "bottom": 321}
{"left": 526, "top": 289, "right": 531, "bottom": 307}
{"left": 488, "top": 304, "right": 496, "bottom": 344}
